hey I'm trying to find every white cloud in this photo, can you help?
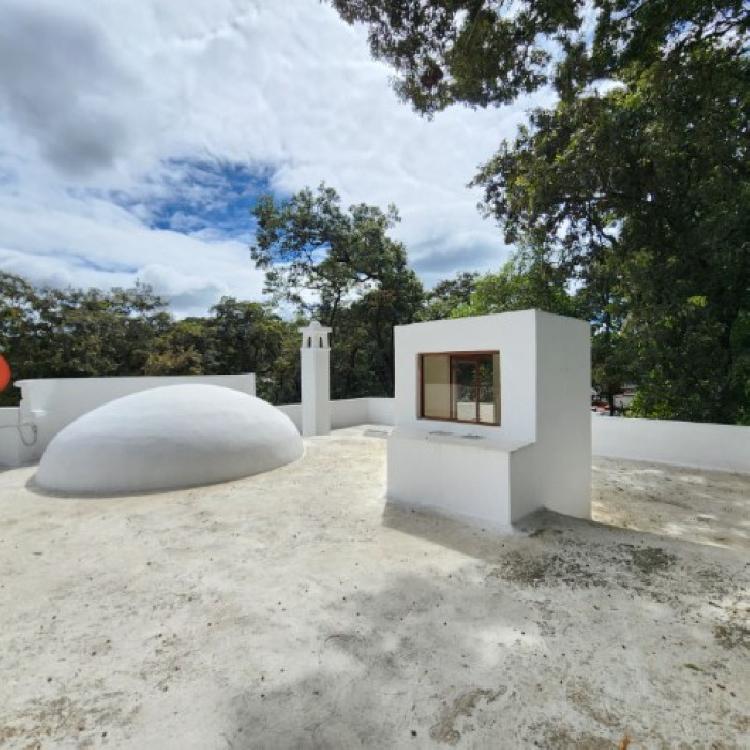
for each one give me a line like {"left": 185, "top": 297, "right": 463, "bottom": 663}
{"left": 0, "top": 0, "right": 554, "bottom": 315}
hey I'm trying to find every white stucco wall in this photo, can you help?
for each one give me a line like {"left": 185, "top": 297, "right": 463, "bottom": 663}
{"left": 0, "top": 392, "right": 388, "bottom": 467}
{"left": 592, "top": 415, "right": 750, "bottom": 474}
{"left": 14, "top": 374, "right": 256, "bottom": 463}
{"left": 0, "top": 407, "right": 24, "bottom": 468}
{"left": 278, "top": 398, "right": 392, "bottom": 433}
{"left": 276, "top": 403, "right": 303, "bottom": 431}
{"left": 330, "top": 398, "right": 370, "bottom": 429}
{"left": 365, "top": 398, "right": 395, "bottom": 426}
{"left": 387, "top": 428, "right": 516, "bottom": 528}
{"left": 5, "top": 366, "right": 743, "bottom": 477}
{"left": 510, "top": 312, "right": 591, "bottom": 521}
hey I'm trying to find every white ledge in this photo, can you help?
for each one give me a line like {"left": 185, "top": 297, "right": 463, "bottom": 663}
{"left": 389, "top": 426, "right": 533, "bottom": 453}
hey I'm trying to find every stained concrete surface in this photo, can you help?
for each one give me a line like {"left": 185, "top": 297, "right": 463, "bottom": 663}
{"left": 0, "top": 426, "right": 748, "bottom": 749}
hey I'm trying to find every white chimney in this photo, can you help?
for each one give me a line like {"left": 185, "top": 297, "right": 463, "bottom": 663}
{"left": 298, "top": 320, "right": 332, "bottom": 437}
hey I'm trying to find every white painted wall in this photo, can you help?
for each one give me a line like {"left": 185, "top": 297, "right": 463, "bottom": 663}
{"left": 365, "top": 398, "right": 395, "bottom": 426}
{"left": 387, "top": 428, "right": 515, "bottom": 528}
{"left": 511, "top": 312, "right": 591, "bottom": 521}
{"left": 5, "top": 367, "right": 744, "bottom": 477}
{"left": 0, "top": 407, "right": 24, "bottom": 468}
{"left": 1, "top": 391, "right": 388, "bottom": 467}
{"left": 276, "top": 403, "right": 302, "bottom": 431}
{"left": 330, "top": 398, "right": 368, "bottom": 429}
{"left": 592, "top": 415, "right": 750, "bottom": 474}
{"left": 13, "top": 374, "right": 256, "bottom": 463}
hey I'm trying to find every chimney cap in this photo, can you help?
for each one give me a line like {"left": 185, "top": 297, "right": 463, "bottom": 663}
{"left": 298, "top": 319, "right": 332, "bottom": 334}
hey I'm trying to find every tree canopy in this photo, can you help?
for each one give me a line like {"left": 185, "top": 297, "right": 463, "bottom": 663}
{"left": 330, "top": 0, "right": 750, "bottom": 424}
{"left": 330, "top": 1, "right": 748, "bottom": 113}
{"left": 251, "top": 184, "right": 419, "bottom": 326}
{"left": 0, "top": 273, "right": 302, "bottom": 407}
{"left": 251, "top": 184, "right": 425, "bottom": 395}
{"left": 473, "top": 42, "right": 749, "bottom": 422}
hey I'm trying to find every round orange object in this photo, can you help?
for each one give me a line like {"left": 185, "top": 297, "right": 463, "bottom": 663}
{"left": 0, "top": 355, "right": 11, "bottom": 392}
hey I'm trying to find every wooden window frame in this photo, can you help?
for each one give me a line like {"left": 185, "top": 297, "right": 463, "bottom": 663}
{"left": 418, "top": 350, "right": 501, "bottom": 426}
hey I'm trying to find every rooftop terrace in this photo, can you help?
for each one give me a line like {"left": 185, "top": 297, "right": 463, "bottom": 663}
{"left": 0, "top": 426, "right": 748, "bottom": 748}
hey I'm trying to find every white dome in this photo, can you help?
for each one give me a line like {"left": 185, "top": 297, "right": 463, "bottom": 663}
{"left": 35, "top": 384, "right": 303, "bottom": 494}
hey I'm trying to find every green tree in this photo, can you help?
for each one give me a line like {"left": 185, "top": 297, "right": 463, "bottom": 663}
{"left": 453, "top": 244, "right": 576, "bottom": 317}
{"left": 144, "top": 318, "right": 211, "bottom": 375}
{"left": 252, "top": 184, "right": 417, "bottom": 327}
{"left": 0, "top": 274, "right": 304, "bottom": 406}
{"left": 0, "top": 273, "right": 172, "bottom": 404}
{"left": 332, "top": 0, "right": 750, "bottom": 423}
{"left": 421, "top": 272, "right": 478, "bottom": 320}
{"left": 252, "top": 184, "right": 425, "bottom": 395}
{"left": 331, "top": 0, "right": 582, "bottom": 115}
{"left": 332, "top": 261, "right": 425, "bottom": 396}
{"left": 208, "top": 298, "right": 301, "bottom": 403}
{"left": 474, "top": 45, "right": 749, "bottom": 422}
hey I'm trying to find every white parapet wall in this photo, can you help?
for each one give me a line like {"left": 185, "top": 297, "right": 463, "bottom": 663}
{"left": 591, "top": 415, "right": 750, "bottom": 474}
{"left": 4, "top": 374, "right": 745, "bottom": 476}
{"left": 278, "top": 397, "right": 394, "bottom": 433}
{"left": 281, "top": 400, "right": 750, "bottom": 475}
{"left": 0, "top": 374, "right": 256, "bottom": 466}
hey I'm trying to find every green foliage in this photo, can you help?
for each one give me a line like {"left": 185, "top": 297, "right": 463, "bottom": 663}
{"left": 330, "top": 1, "right": 750, "bottom": 424}
{"left": 331, "top": 0, "right": 582, "bottom": 114}
{"left": 0, "top": 273, "right": 300, "bottom": 406}
{"left": 421, "top": 272, "right": 478, "bottom": 320}
{"left": 331, "top": 1, "right": 748, "bottom": 113}
{"left": 0, "top": 273, "right": 170, "bottom": 406}
{"left": 145, "top": 319, "right": 213, "bottom": 376}
{"left": 252, "top": 184, "right": 425, "bottom": 395}
{"left": 252, "top": 184, "right": 417, "bottom": 325}
{"left": 453, "top": 244, "right": 577, "bottom": 318}
{"left": 473, "top": 43, "right": 750, "bottom": 422}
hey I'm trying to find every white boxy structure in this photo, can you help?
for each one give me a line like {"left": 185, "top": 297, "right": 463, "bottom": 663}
{"left": 387, "top": 310, "right": 591, "bottom": 528}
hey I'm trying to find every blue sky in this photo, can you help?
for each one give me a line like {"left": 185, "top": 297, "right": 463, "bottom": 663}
{"left": 112, "top": 159, "right": 274, "bottom": 240}
{"left": 0, "top": 0, "right": 552, "bottom": 316}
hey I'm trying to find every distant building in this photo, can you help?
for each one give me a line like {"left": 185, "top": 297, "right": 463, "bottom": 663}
{"left": 591, "top": 384, "right": 638, "bottom": 414}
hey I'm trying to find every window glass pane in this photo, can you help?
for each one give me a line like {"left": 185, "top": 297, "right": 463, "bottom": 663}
{"left": 452, "top": 358, "right": 478, "bottom": 422}
{"left": 477, "top": 355, "right": 496, "bottom": 424}
{"left": 421, "top": 354, "right": 451, "bottom": 419}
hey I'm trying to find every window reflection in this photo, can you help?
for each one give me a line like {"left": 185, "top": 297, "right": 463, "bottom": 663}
{"left": 420, "top": 352, "right": 500, "bottom": 425}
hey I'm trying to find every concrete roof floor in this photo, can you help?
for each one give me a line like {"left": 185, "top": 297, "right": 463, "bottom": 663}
{"left": 0, "top": 426, "right": 748, "bottom": 749}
